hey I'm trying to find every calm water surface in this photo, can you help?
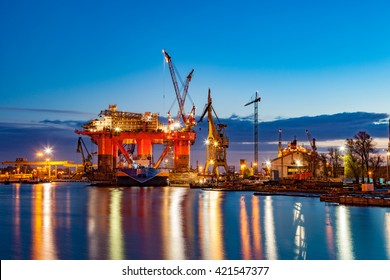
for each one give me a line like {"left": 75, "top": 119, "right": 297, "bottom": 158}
{"left": 1, "top": 182, "right": 390, "bottom": 260}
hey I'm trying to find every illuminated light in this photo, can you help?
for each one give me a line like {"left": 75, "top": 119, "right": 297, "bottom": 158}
{"left": 339, "top": 146, "right": 345, "bottom": 152}
{"left": 214, "top": 141, "right": 218, "bottom": 147}
{"left": 44, "top": 146, "right": 53, "bottom": 155}
{"left": 36, "top": 151, "right": 44, "bottom": 158}
{"left": 174, "top": 121, "right": 181, "bottom": 129}
{"left": 209, "top": 160, "right": 214, "bottom": 165}
{"left": 204, "top": 139, "right": 210, "bottom": 145}
{"left": 296, "top": 160, "right": 301, "bottom": 167}
{"left": 114, "top": 127, "right": 121, "bottom": 132}
{"left": 265, "top": 161, "right": 271, "bottom": 167}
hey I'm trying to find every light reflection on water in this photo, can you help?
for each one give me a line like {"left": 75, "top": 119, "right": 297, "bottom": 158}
{"left": 336, "top": 206, "right": 354, "bottom": 259}
{"left": 31, "top": 183, "right": 58, "bottom": 260}
{"left": 385, "top": 213, "right": 390, "bottom": 259}
{"left": 1, "top": 182, "right": 390, "bottom": 260}
{"left": 293, "top": 202, "right": 306, "bottom": 260}
{"left": 264, "top": 196, "right": 278, "bottom": 260}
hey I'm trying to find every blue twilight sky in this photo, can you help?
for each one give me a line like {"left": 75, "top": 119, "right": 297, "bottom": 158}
{"left": 0, "top": 0, "right": 390, "bottom": 165}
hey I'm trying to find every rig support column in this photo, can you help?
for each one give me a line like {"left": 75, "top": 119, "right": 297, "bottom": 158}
{"left": 174, "top": 140, "right": 191, "bottom": 171}
{"left": 97, "top": 134, "right": 114, "bottom": 173}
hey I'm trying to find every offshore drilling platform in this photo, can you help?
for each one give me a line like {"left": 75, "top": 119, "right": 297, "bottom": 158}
{"left": 75, "top": 50, "right": 197, "bottom": 186}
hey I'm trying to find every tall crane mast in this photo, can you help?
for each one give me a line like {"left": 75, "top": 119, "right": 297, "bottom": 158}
{"left": 278, "top": 129, "right": 283, "bottom": 156}
{"left": 244, "top": 91, "right": 261, "bottom": 175}
{"left": 162, "top": 49, "right": 196, "bottom": 129}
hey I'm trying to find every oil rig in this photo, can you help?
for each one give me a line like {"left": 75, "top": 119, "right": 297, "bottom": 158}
{"left": 75, "top": 50, "right": 197, "bottom": 186}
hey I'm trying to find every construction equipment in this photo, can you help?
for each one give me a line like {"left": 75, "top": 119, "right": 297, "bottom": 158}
{"left": 198, "top": 88, "right": 229, "bottom": 177}
{"left": 305, "top": 129, "right": 317, "bottom": 152}
{"left": 278, "top": 129, "right": 283, "bottom": 156}
{"left": 162, "top": 49, "right": 197, "bottom": 171}
{"left": 305, "top": 129, "right": 319, "bottom": 177}
{"left": 76, "top": 137, "right": 93, "bottom": 172}
{"left": 162, "top": 49, "right": 196, "bottom": 130}
{"left": 244, "top": 91, "right": 261, "bottom": 174}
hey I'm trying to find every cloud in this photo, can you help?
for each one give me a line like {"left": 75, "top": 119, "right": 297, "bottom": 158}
{"left": 1, "top": 112, "right": 389, "bottom": 167}
{"left": 0, "top": 106, "right": 94, "bottom": 116}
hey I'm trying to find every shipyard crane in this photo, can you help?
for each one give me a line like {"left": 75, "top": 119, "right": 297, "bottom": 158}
{"left": 76, "top": 137, "right": 93, "bottom": 172}
{"left": 278, "top": 129, "right": 283, "bottom": 156}
{"left": 162, "top": 49, "right": 196, "bottom": 130}
{"left": 244, "top": 91, "right": 261, "bottom": 174}
{"left": 305, "top": 129, "right": 318, "bottom": 177}
{"left": 305, "top": 129, "right": 317, "bottom": 152}
{"left": 199, "top": 88, "right": 229, "bottom": 177}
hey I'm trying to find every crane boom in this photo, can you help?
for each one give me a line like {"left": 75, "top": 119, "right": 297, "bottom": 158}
{"left": 244, "top": 96, "right": 261, "bottom": 106}
{"left": 76, "top": 137, "right": 93, "bottom": 172}
{"left": 305, "top": 129, "right": 317, "bottom": 152}
{"left": 162, "top": 49, "right": 187, "bottom": 124}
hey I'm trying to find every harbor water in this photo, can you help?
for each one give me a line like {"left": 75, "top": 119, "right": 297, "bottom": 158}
{"left": 1, "top": 182, "right": 390, "bottom": 260}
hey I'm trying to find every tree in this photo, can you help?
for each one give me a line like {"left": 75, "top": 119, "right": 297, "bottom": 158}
{"left": 302, "top": 151, "right": 322, "bottom": 178}
{"left": 345, "top": 131, "right": 376, "bottom": 183}
{"left": 344, "top": 153, "right": 361, "bottom": 183}
{"left": 328, "top": 147, "right": 342, "bottom": 178}
{"left": 369, "top": 154, "right": 384, "bottom": 185}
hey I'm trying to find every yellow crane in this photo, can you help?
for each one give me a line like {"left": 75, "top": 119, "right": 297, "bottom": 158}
{"left": 198, "top": 89, "right": 229, "bottom": 177}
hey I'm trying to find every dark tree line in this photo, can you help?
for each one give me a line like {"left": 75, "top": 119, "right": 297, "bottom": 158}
{"left": 344, "top": 131, "right": 384, "bottom": 184}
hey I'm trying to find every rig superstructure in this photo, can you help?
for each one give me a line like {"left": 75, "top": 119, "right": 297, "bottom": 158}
{"left": 75, "top": 50, "right": 197, "bottom": 186}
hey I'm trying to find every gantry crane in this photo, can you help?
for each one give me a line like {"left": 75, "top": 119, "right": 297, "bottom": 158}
{"left": 244, "top": 91, "right": 261, "bottom": 174}
{"left": 198, "top": 88, "right": 229, "bottom": 177}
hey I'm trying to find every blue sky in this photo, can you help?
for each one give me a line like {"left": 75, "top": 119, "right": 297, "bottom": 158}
{"left": 0, "top": 0, "right": 389, "bottom": 166}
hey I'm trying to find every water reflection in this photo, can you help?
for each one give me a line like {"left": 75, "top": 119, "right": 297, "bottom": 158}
{"left": 264, "top": 196, "right": 278, "bottom": 259}
{"left": 199, "top": 191, "right": 224, "bottom": 259}
{"left": 31, "top": 183, "right": 58, "bottom": 259}
{"left": 293, "top": 202, "right": 306, "bottom": 259}
{"left": 240, "top": 196, "right": 251, "bottom": 259}
{"left": 324, "top": 206, "right": 336, "bottom": 259}
{"left": 4, "top": 183, "right": 390, "bottom": 260}
{"left": 385, "top": 213, "right": 390, "bottom": 259}
{"left": 336, "top": 206, "right": 354, "bottom": 259}
{"left": 13, "top": 184, "right": 21, "bottom": 259}
{"left": 251, "top": 196, "right": 263, "bottom": 258}
{"left": 109, "top": 189, "right": 124, "bottom": 259}
{"left": 165, "top": 187, "right": 186, "bottom": 259}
